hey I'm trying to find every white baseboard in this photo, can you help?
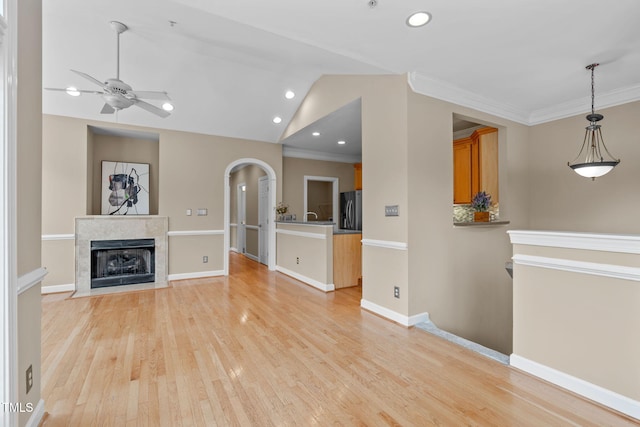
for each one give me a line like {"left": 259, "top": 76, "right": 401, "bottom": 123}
{"left": 360, "top": 299, "right": 429, "bottom": 327}
{"left": 41, "top": 283, "right": 75, "bottom": 294}
{"left": 168, "top": 270, "right": 225, "bottom": 281}
{"left": 510, "top": 354, "right": 640, "bottom": 420}
{"left": 244, "top": 253, "right": 259, "bottom": 263}
{"left": 25, "top": 399, "right": 45, "bottom": 427}
{"left": 275, "top": 265, "right": 335, "bottom": 292}
{"left": 230, "top": 247, "right": 238, "bottom": 253}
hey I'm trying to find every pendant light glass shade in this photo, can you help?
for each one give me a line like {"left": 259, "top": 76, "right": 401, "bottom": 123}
{"left": 568, "top": 64, "right": 620, "bottom": 179}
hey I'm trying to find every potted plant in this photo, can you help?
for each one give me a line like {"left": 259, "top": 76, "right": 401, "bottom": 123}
{"left": 275, "top": 202, "right": 289, "bottom": 221}
{"left": 471, "top": 191, "right": 491, "bottom": 222}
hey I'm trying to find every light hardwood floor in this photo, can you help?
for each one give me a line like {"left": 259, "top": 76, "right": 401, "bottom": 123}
{"left": 41, "top": 253, "right": 638, "bottom": 426}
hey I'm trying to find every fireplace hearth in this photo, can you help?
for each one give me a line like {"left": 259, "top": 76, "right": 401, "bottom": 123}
{"left": 91, "top": 238, "right": 155, "bottom": 288}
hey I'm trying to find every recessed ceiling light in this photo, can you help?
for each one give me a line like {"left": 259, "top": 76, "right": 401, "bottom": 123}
{"left": 162, "top": 102, "right": 174, "bottom": 112}
{"left": 337, "top": 140, "right": 346, "bottom": 145}
{"left": 273, "top": 116, "right": 282, "bottom": 124}
{"left": 66, "top": 87, "right": 80, "bottom": 97}
{"left": 406, "top": 11, "right": 431, "bottom": 27}
{"left": 285, "top": 90, "right": 295, "bottom": 99}
{"left": 312, "top": 131, "right": 320, "bottom": 136}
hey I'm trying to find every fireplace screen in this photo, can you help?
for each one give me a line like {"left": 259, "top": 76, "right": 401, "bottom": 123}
{"left": 91, "top": 238, "right": 155, "bottom": 288}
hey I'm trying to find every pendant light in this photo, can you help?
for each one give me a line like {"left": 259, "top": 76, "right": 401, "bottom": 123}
{"left": 568, "top": 63, "right": 620, "bottom": 180}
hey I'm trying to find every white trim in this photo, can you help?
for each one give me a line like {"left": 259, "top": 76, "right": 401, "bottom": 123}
{"left": 1, "top": 1, "right": 19, "bottom": 424}
{"left": 17, "top": 268, "right": 47, "bottom": 295}
{"left": 245, "top": 224, "right": 259, "bottom": 231}
{"left": 360, "top": 299, "right": 428, "bottom": 327}
{"left": 224, "top": 158, "right": 277, "bottom": 275}
{"left": 507, "top": 230, "right": 640, "bottom": 254}
{"left": 276, "top": 265, "right": 335, "bottom": 292}
{"left": 244, "top": 252, "right": 260, "bottom": 263}
{"left": 283, "top": 146, "right": 361, "bottom": 164}
{"left": 510, "top": 354, "right": 640, "bottom": 420}
{"left": 408, "top": 72, "right": 530, "bottom": 125}
{"left": 41, "top": 283, "right": 75, "bottom": 294}
{"left": 167, "top": 229, "right": 224, "bottom": 237}
{"left": 168, "top": 270, "right": 225, "bottom": 281}
{"left": 361, "top": 239, "right": 408, "bottom": 250}
{"left": 512, "top": 254, "right": 640, "bottom": 282}
{"left": 276, "top": 228, "right": 327, "bottom": 240}
{"left": 230, "top": 246, "right": 238, "bottom": 253}
{"left": 303, "top": 175, "right": 339, "bottom": 227}
{"left": 529, "top": 83, "right": 640, "bottom": 125}
{"left": 41, "top": 233, "right": 74, "bottom": 241}
{"left": 408, "top": 72, "right": 640, "bottom": 127}
{"left": 230, "top": 223, "right": 237, "bottom": 227}
{"left": 25, "top": 399, "right": 45, "bottom": 427}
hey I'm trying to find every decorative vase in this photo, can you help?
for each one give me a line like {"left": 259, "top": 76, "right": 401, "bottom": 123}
{"left": 474, "top": 211, "right": 490, "bottom": 222}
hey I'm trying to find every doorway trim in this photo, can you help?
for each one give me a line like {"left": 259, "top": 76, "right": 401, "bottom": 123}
{"left": 224, "top": 159, "right": 276, "bottom": 275}
{"left": 303, "top": 176, "right": 339, "bottom": 224}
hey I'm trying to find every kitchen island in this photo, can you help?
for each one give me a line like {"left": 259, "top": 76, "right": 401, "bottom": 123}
{"left": 275, "top": 221, "right": 362, "bottom": 292}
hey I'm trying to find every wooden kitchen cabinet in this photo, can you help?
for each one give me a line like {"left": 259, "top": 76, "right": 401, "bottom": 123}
{"left": 333, "top": 233, "right": 362, "bottom": 289}
{"left": 354, "top": 163, "right": 362, "bottom": 190}
{"left": 453, "top": 127, "right": 498, "bottom": 204}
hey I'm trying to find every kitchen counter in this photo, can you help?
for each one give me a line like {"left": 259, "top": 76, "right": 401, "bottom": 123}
{"left": 333, "top": 229, "right": 362, "bottom": 235}
{"left": 275, "top": 220, "right": 334, "bottom": 226}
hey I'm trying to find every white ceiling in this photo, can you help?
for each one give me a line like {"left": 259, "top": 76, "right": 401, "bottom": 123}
{"left": 43, "top": 0, "right": 640, "bottom": 160}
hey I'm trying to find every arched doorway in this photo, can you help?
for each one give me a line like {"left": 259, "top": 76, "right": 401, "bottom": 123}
{"left": 223, "top": 158, "right": 277, "bottom": 275}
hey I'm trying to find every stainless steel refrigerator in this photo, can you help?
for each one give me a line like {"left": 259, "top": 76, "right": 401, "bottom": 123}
{"left": 340, "top": 190, "right": 362, "bottom": 230}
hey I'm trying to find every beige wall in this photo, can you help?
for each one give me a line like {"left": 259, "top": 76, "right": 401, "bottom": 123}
{"left": 90, "top": 134, "right": 160, "bottom": 215}
{"left": 42, "top": 115, "right": 282, "bottom": 280}
{"left": 284, "top": 74, "right": 527, "bottom": 354}
{"left": 282, "top": 157, "right": 355, "bottom": 220}
{"left": 512, "top": 238, "right": 640, "bottom": 402}
{"left": 528, "top": 101, "right": 640, "bottom": 233}
{"left": 17, "top": 0, "right": 43, "bottom": 425}
{"left": 276, "top": 224, "right": 333, "bottom": 286}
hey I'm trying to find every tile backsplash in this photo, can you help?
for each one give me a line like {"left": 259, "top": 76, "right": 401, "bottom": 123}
{"left": 453, "top": 203, "right": 499, "bottom": 223}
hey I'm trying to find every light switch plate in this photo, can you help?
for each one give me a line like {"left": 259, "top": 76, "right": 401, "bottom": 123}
{"left": 186, "top": 209, "right": 192, "bottom": 216}
{"left": 197, "top": 208, "right": 208, "bottom": 216}
{"left": 385, "top": 205, "right": 399, "bottom": 216}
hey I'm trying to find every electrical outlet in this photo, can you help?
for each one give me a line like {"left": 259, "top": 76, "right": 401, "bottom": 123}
{"left": 385, "top": 205, "right": 399, "bottom": 216}
{"left": 26, "top": 364, "right": 33, "bottom": 394}
{"left": 203, "top": 256, "right": 208, "bottom": 263}
{"left": 296, "top": 257, "right": 300, "bottom": 264}
{"left": 394, "top": 286, "right": 400, "bottom": 299}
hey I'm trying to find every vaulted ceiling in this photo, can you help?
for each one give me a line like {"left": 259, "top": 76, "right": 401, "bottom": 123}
{"left": 43, "top": 0, "right": 640, "bottom": 152}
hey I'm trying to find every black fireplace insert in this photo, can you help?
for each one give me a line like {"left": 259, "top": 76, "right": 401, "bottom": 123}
{"left": 90, "top": 238, "right": 155, "bottom": 288}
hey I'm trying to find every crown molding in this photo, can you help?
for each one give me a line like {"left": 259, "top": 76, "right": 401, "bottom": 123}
{"left": 528, "top": 82, "right": 640, "bottom": 125}
{"left": 282, "top": 146, "right": 361, "bottom": 164}
{"left": 409, "top": 72, "right": 640, "bottom": 127}
{"left": 408, "top": 72, "right": 530, "bottom": 125}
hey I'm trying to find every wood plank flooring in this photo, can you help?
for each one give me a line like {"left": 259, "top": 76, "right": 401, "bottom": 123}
{"left": 41, "top": 253, "right": 638, "bottom": 426}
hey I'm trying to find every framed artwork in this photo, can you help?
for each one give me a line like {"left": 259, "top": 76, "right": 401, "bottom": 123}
{"left": 101, "top": 161, "right": 150, "bottom": 215}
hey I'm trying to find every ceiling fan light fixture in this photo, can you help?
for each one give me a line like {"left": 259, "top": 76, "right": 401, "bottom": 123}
{"left": 162, "top": 102, "right": 174, "bottom": 112}
{"left": 66, "top": 86, "right": 81, "bottom": 97}
{"left": 407, "top": 11, "right": 431, "bottom": 28}
{"left": 568, "top": 63, "right": 620, "bottom": 180}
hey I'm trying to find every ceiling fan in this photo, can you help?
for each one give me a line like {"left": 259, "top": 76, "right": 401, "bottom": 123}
{"left": 46, "top": 21, "right": 173, "bottom": 118}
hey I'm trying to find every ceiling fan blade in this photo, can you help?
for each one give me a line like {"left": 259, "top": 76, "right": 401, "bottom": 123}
{"left": 129, "top": 90, "right": 170, "bottom": 101}
{"left": 44, "top": 87, "right": 102, "bottom": 95}
{"left": 100, "top": 103, "right": 116, "bottom": 114}
{"left": 133, "top": 99, "right": 170, "bottom": 118}
{"left": 70, "top": 69, "right": 106, "bottom": 88}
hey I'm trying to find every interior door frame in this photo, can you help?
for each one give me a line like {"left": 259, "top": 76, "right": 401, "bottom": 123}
{"left": 224, "top": 158, "right": 277, "bottom": 275}
{"left": 258, "top": 175, "right": 269, "bottom": 265}
{"left": 236, "top": 182, "right": 246, "bottom": 254}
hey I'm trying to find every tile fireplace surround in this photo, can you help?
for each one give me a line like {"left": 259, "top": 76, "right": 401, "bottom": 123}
{"left": 75, "top": 216, "right": 168, "bottom": 297}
